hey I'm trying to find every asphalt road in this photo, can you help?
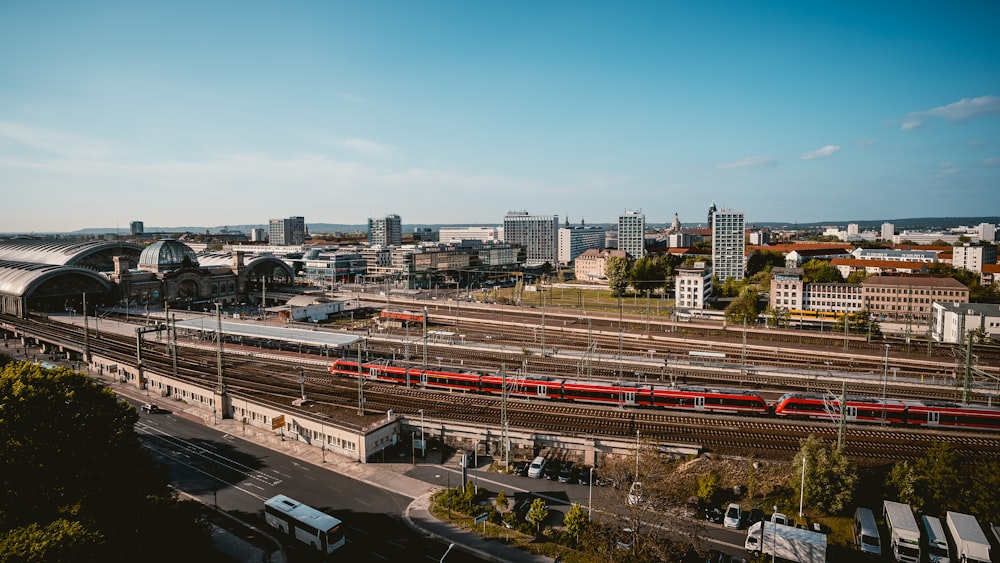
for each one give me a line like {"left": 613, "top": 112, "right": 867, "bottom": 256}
{"left": 132, "top": 401, "right": 486, "bottom": 562}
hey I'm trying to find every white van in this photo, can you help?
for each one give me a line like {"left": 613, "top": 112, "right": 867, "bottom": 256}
{"left": 527, "top": 456, "right": 546, "bottom": 478}
{"left": 921, "top": 515, "right": 950, "bottom": 563}
{"left": 855, "top": 507, "right": 882, "bottom": 556}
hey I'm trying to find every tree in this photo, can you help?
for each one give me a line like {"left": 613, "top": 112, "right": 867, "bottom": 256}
{"left": 725, "top": 286, "right": 762, "bottom": 325}
{"left": 846, "top": 270, "right": 871, "bottom": 284}
{"left": 605, "top": 255, "right": 630, "bottom": 298}
{"left": 791, "top": 435, "right": 858, "bottom": 514}
{"left": 494, "top": 490, "right": 509, "bottom": 512}
{"left": 0, "top": 361, "right": 213, "bottom": 562}
{"left": 746, "top": 250, "right": 785, "bottom": 277}
{"left": 764, "top": 306, "right": 790, "bottom": 328}
{"left": 885, "top": 461, "right": 921, "bottom": 513}
{"left": 966, "top": 459, "right": 1000, "bottom": 523}
{"left": 526, "top": 497, "right": 549, "bottom": 534}
{"left": 630, "top": 256, "right": 665, "bottom": 296}
{"left": 563, "top": 503, "right": 588, "bottom": 544}
{"left": 801, "top": 259, "right": 843, "bottom": 283}
{"left": 696, "top": 472, "right": 720, "bottom": 504}
{"left": 911, "top": 442, "right": 961, "bottom": 515}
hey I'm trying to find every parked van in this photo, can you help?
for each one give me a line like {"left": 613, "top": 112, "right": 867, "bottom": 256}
{"left": 855, "top": 507, "right": 882, "bottom": 556}
{"left": 921, "top": 515, "right": 950, "bottom": 563}
{"left": 527, "top": 456, "right": 546, "bottom": 478}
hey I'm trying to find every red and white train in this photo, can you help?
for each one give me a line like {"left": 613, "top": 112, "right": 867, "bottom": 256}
{"left": 329, "top": 359, "right": 1000, "bottom": 432}
{"left": 774, "top": 393, "right": 1000, "bottom": 432}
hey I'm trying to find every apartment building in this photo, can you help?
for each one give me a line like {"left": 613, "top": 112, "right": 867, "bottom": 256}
{"left": 574, "top": 248, "right": 627, "bottom": 283}
{"left": 862, "top": 274, "right": 969, "bottom": 324}
{"left": 269, "top": 216, "right": 306, "bottom": 246}
{"left": 675, "top": 261, "right": 713, "bottom": 310}
{"left": 711, "top": 208, "right": 745, "bottom": 282}
{"left": 931, "top": 302, "right": 1000, "bottom": 343}
{"left": 953, "top": 243, "right": 997, "bottom": 274}
{"left": 558, "top": 224, "right": 606, "bottom": 265}
{"left": 368, "top": 214, "right": 402, "bottom": 246}
{"left": 617, "top": 210, "right": 646, "bottom": 259}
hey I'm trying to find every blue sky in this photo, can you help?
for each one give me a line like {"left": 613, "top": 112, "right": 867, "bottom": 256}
{"left": 2, "top": 0, "right": 999, "bottom": 233}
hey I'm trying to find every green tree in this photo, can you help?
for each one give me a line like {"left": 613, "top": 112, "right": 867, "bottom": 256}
{"left": 0, "top": 518, "right": 104, "bottom": 563}
{"left": 526, "top": 497, "right": 549, "bottom": 534}
{"left": 563, "top": 502, "right": 589, "bottom": 544}
{"left": 630, "top": 256, "right": 665, "bottom": 297}
{"left": 696, "top": 472, "right": 720, "bottom": 504}
{"left": 605, "top": 255, "right": 630, "bottom": 298}
{"left": 966, "top": 459, "right": 1000, "bottom": 522}
{"left": 885, "top": 461, "right": 921, "bottom": 513}
{"left": 912, "top": 442, "right": 961, "bottom": 515}
{"left": 746, "top": 250, "right": 785, "bottom": 277}
{"left": 764, "top": 306, "right": 790, "bottom": 328}
{"left": 0, "top": 361, "right": 213, "bottom": 562}
{"left": 725, "top": 286, "right": 762, "bottom": 326}
{"left": 802, "top": 259, "right": 843, "bottom": 283}
{"left": 495, "top": 490, "right": 509, "bottom": 512}
{"left": 846, "top": 270, "right": 871, "bottom": 284}
{"left": 791, "top": 435, "right": 858, "bottom": 514}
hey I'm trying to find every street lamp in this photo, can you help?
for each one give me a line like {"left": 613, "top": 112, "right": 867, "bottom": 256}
{"left": 439, "top": 542, "right": 454, "bottom": 563}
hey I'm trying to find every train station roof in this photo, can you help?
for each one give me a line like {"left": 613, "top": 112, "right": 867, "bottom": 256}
{"left": 0, "top": 260, "right": 114, "bottom": 297}
{"left": 173, "top": 317, "right": 360, "bottom": 349}
{"left": 0, "top": 240, "right": 143, "bottom": 268}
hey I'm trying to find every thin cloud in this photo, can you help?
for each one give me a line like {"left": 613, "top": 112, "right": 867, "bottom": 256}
{"left": 800, "top": 145, "right": 841, "bottom": 160}
{"left": 0, "top": 121, "right": 113, "bottom": 159}
{"left": 901, "top": 95, "right": 1000, "bottom": 131}
{"left": 331, "top": 137, "right": 396, "bottom": 159}
{"left": 984, "top": 157, "right": 1000, "bottom": 166}
{"left": 715, "top": 156, "right": 776, "bottom": 169}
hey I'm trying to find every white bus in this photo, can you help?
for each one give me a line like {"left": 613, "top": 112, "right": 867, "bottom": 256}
{"left": 264, "top": 494, "right": 346, "bottom": 554}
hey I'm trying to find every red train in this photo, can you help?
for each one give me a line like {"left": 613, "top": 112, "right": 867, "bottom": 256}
{"left": 379, "top": 310, "right": 425, "bottom": 323}
{"left": 328, "top": 359, "right": 1000, "bottom": 432}
{"left": 774, "top": 393, "right": 1000, "bottom": 432}
{"left": 329, "top": 359, "right": 769, "bottom": 415}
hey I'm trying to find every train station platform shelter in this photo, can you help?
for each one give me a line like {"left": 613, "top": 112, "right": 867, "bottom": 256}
{"left": 173, "top": 317, "right": 361, "bottom": 350}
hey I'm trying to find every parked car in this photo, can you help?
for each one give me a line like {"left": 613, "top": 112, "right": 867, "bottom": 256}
{"left": 512, "top": 461, "right": 528, "bottom": 476}
{"left": 513, "top": 497, "right": 535, "bottom": 522}
{"left": 771, "top": 512, "right": 789, "bottom": 526}
{"left": 543, "top": 460, "right": 562, "bottom": 480}
{"left": 527, "top": 456, "right": 546, "bottom": 478}
{"left": 705, "top": 507, "right": 724, "bottom": 524}
{"left": 140, "top": 403, "right": 160, "bottom": 413}
{"left": 558, "top": 462, "right": 577, "bottom": 483}
{"left": 747, "top": 508, "right": 764, "bottom": 526}
{"left": 724, "top": 503, "right": 742, "bottom": 529}
{"left": 576, "top": 465, "right": 593, "bottom": 485}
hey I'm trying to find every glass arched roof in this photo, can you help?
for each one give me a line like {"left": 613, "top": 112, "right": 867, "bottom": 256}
{"left": 138, "top": 239, "right": 200, "bottom": 271}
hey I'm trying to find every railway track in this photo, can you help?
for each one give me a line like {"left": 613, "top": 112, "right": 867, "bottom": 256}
{"left": 6, "top": 312, "right": 1000, "bottom": 464}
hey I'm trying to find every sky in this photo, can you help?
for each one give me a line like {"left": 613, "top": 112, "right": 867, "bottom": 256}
{"left": 2, "top": 0, "right": 999, "bottom": 233}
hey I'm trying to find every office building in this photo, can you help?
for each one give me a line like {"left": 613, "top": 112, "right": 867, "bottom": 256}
{"left": 675, "top": 261, "right": 713, "bottom": 310}
{"left": 881, "top": 222, "right": 895, "bottom": 241}
{"left": 558, "top": 223, "right": 606, "bottom": 265}
{"left": 130, "top": 221, "right": 144, "bottom": 236}
{"left": 953, "top": 244, "right": 997, "bottom": 274}
{"left": 502, "top": 211, "right": 558, "bottom": 267}
{"left": 439, "top": 226, "right": 500, "bottom": 243}
{"left": 368, "top": 214, "right": 402, "bottom": 246}
{"left": 712, "top": 208, "right": 745, "bottom": 282}
{"left": 269, "top": 216, "right": 305, "bottom": 246}
{"left": 617, "top": 210, "right": 646, "bottom": 259}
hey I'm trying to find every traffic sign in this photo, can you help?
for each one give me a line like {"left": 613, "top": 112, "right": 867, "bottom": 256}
{"left": 474, "top": 513, "right": 488, "bottom": 525}
{"left": 272, "top": 415, "right": 285, "bottom": 430}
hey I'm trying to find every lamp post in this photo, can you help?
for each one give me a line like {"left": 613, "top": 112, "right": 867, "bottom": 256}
{"left": 882, "top": 344, "right": 890, "bottom": 426}
{"left": 772, "top": 504, "right": 778, "bottom": 557}
{"left": 799, "top": 456, "right": 806, "bottom": 519}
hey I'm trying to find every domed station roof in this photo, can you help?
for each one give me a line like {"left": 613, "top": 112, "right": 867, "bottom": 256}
{"left": 137, "top": 239, "right": 200, "bottom": 272}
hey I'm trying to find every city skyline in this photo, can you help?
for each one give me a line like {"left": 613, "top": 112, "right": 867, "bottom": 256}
{"left": 2, "top": 1, "right": 999, "bottom": 233}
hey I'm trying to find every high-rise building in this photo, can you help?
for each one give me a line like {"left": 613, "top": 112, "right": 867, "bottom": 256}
{"left": 250, "top": 228, "right": 266, "bottom": 242}
{"left": 502, "top": 211, "right": 558, "bottom": 267}
{"left": 269, "top": 216, "right": 305, "bottom": 246}
{"left": 707, "top": 202, "right": 717, "bottom": 230}
{"left": 953, "top": 244, "right": 997, "bottom": 274}
{"left": 881, "top": 222, "right": 895, "bottom": 242}
{"left": 558, "top": 223, "right": 606, "bottom": 265}
{"left": 617, "top": 210, "right": 646, "bottom": 259}
{"left": 711, "top": 208, "right": 745, "bottom": 282}
{"left": 368, "top": 214, "right": 402, "bottom": 246}
{"left": 977, "top": 222, "right": 997, "bottom": 243}
{"left": 129, "top": 221, "right": 144, "bottom": 235}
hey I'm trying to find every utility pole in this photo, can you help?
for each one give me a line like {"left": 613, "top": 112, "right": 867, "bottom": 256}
{"left": 881, "top": 344, "right": 889, "bottom": 426}
{"left": 501, "top": 364, "right": 509, "bottom": 471}
{"left": 837, "top": 381, "right": 847, "bottom": 450}
{"left": 82, "top": 292, "right": 90, "bottom": 364}
{"left": 357, "top": 340, "right": 365, "bottom": 415}
{"left": 215, "top": 303, "right": 224, "bottom": 395}
{"left": 422, "top": 306, "right": 428, "bottom": 370}
{"left": 170, "top": 313, "right": 178, "bottom": 379}
{"left": 964, "top": 330, "right": 973, "bottom": 404}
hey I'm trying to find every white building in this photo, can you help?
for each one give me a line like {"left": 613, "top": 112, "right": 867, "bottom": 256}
{"left": 977, "top": 223, "right": 997, "bottom": 243}
{"left": 881, "top": 222, "right": 895, "bottom": 241}
{"left": 503, "top": 211, "right": 559, "bottom": 267}
{"left": 770, "top": 268, "right": 804, "bottom": 311}
{"left": 617, "top": 210, "right": 646, "bottom": 259}
{"left": 711, "top": 208, "right": 745, "bottom": 282}
{"left": 852, "top": 248, "right": 941, "bottom": 262}
{"left": 953, "top": 244, "right": 998, "bottom": 274}
{"left": 574, "top": 248, "right": 626, "bottom": 283}
{"left": 931, "top": 302, "right": 1000, "bottom": 343}
{"left": 249, "top": 228, "right": 266, "bottom": 242}
{"left": 439, "top": 226, "right": 500, "bottom": 243}
{"left": 558, "top": 224, "right": 606, "bottom": 265}
{"left": 368, "top": 214, "right": 402, "bottom": 246}
{"left": 675, "top": 261, "right": 713, "bottom": 310}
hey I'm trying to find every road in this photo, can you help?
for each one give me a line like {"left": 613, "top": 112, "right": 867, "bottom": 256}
{"left": 131, "top": 400, "right": 486, "bottom": 562}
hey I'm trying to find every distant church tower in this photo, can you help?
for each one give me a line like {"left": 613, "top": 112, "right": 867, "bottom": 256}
{"left": 670, "top": 212, "right": 682, "bottom": 233}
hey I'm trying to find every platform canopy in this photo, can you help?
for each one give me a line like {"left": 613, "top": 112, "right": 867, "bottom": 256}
{"left": 174, "top": 318, "right": 361, "bottom": 349}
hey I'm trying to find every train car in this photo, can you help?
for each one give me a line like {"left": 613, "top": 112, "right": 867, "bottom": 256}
{"left": 329, "top": 359, "right": 415, "bottom": 385}
{"left": 421, "top": 369, "right": 483, "bottom": 392}
{"left": 379, "top": 310, "right": 425, "bottom": 323}
{"left": 649, "top": 386, "right": 769, "bottom": 415}
{"left": 774, "top": 393, "right": 909, "bottom": 424}
{"left": 904, "top": 400, "right": 1000, "bottom": 431}
{"left": 561, "top": 380, "right": 652, "bottom": 407}
{"left": 481, "top": 374, "right": 563, "bottom": 400}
